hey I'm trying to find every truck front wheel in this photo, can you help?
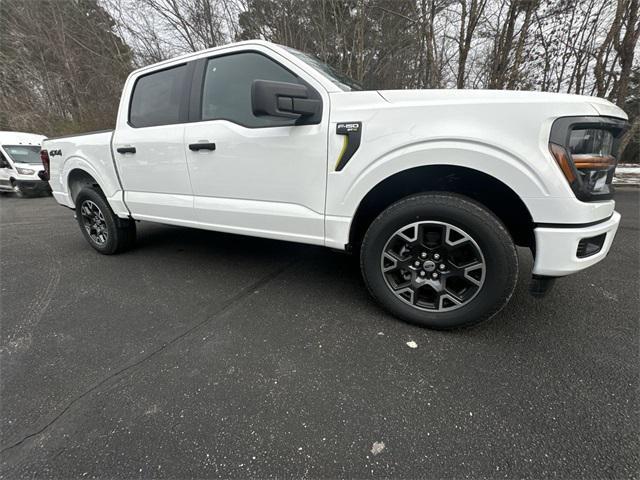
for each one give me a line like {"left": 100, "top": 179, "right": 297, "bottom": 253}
{"left": 75, "top": 187, "right": 136, "bottom": 255}
{"left": 360, "top": 192, "right": 518, "bottom": 329}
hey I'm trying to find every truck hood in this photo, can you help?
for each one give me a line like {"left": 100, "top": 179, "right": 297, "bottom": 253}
{"left": 377, "top": 89, "right": 628, "bottom": 120}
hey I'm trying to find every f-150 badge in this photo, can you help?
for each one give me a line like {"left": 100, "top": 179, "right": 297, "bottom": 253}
{"left": 335, "top": 122, "right": 362, "bottom": 171}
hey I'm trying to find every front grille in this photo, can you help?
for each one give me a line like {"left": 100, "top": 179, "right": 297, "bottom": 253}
{"left": 576, "top": 233, "right": 606, "bottom": 258}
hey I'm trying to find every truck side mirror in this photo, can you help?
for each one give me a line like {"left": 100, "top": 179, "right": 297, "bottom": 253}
{"left": 252, "top": 80, "right": 320, "bottom": 120}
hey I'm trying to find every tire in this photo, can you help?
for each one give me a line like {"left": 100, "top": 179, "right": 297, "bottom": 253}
{"left": 360, "top": 192, "right": 518, "bottom": 329}
{"left": 75, "top": 187, "right": 136, "bottom": 255}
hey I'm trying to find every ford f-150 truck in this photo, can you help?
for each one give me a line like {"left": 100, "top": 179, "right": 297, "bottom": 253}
{"left": 42, "top": 40, "right": 628, "bottom": 329}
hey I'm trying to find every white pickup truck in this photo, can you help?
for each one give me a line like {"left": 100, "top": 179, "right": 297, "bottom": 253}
{"left": 42, "top": 40, "right": 628, "bottom": 329}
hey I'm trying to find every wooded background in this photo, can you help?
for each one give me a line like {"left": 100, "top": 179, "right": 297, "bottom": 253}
{"left": 1, "top": 0, "right": 638, "bottom": 161}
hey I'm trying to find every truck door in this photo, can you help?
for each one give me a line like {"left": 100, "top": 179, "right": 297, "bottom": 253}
{"left": 112, "top": 63, "right": 196, "bottom": 223}
{"left": 183, "top": 50, "right": 328, "bottom": 245}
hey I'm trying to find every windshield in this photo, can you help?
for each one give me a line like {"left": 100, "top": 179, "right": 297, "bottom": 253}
{"left": 2, "top": 145, "right": 42, "bottom": 164}
{"left": 284, "top": 47, "right": 363, "bottom": 92}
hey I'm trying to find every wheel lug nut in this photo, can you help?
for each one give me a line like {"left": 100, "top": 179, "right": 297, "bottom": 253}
{"left": 439, "top": 264, "right": 446, "bottom": 270}
{"left": 433, "top": 253, "right": 441, "bottom": 260}
{"left": 432, "top": 272, "right": 439, "bottom": 279}
{"left": 414, "top": 261, "right": 421, "bottom": 267}
{"left": 420, "top": 252, "right": 427, "bottom": 258}
{"left": 419, "top": 270, "right": 426, "bottom": 277}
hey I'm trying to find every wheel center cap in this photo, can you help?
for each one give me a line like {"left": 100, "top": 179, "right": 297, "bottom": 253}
{"left": 422, "top": 260, "right": 436, "bottom": 272}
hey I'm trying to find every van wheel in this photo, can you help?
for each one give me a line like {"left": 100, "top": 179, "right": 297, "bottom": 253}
{"left": 360, "top": 192, "right": 518, "bottom": 329}
{"left": 75, "top": 187, "right": 136, "bottom": 254}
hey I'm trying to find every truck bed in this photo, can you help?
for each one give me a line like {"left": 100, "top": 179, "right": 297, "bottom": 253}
{"left": 43, "top": 130, "right": 128, "bottom": 217}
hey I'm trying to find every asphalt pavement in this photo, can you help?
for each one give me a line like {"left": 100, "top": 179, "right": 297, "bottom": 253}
{"left": 1, "top": 189, "right": 638, "bottom": 479}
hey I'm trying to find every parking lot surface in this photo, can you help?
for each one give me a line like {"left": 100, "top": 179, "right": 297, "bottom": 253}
{"left": 1, "top": 190, "right": 638, "bottom": 479}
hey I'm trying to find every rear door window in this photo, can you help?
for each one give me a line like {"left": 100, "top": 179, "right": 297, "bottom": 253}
{"left": 129, "top": 64, "right": 188, "bottom": 128}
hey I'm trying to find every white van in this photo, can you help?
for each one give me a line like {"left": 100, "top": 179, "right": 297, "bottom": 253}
{"left": 0, "top": 131, "right": 49, "bottom": 196}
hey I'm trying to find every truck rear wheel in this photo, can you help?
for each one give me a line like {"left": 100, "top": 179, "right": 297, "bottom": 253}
{"left": 360, "top": 192, "right": 518, "bottom": 329}
{"left": 75, "top": 187, "right": 135, "bottom": 255}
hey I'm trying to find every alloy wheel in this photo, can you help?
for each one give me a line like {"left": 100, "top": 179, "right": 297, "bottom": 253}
{"left": 380, "top": 221, "right": 486, "bottom": 311}
{"left": 80, "top": 200, "right": 108, "bottom": 246}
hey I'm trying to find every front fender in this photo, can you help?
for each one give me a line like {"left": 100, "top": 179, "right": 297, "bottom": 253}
{"left": 328, "top": 138, "right": 554, "bottom": 219}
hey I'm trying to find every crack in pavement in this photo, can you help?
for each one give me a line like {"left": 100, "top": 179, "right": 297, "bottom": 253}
{"left": 0, "top": 259, "right": 298, "bottom": 456}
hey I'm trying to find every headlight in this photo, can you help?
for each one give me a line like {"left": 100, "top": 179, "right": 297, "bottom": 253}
{"left": 16, "top": 168, "right": 35, "bottom": 175}
{"left": 568, "top": 128, "right": 616, "bottom": 194}
{"left": 569, "top": 128, "right": 614, "bottom": 157}
{"left": 569, "top": 128, "right": 616, "bottom": 172}
{"left": 549, "top": 116, "right": 628, "bottom": 201}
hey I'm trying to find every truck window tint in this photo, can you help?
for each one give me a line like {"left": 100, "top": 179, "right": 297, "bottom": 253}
{"left": 130, "top": 64, "right": 187, "bottom": 128}
{"left": 202, "top": 52, "right": 300, "bottom": 127}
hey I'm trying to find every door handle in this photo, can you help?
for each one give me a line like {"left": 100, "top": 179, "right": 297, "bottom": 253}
{"left": 189, "top": 142, "right": 216, "bottom": 151}
{"left": 117, "top": 146, "right": 136, "bottom": 154}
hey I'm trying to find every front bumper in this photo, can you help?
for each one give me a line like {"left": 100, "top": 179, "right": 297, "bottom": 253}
{"left": 15, "top": 179, "right": 51, "bottom": 192}
{"left": 532, "top": 212, "right": 621, "bottom": 276}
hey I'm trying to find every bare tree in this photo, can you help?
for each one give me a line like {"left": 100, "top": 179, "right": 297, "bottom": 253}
{"left": 457, "top": 0, "right": 487, "bottom": 88}
{"left": 0, "top": 0, "right": 132, "bottom": 134}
